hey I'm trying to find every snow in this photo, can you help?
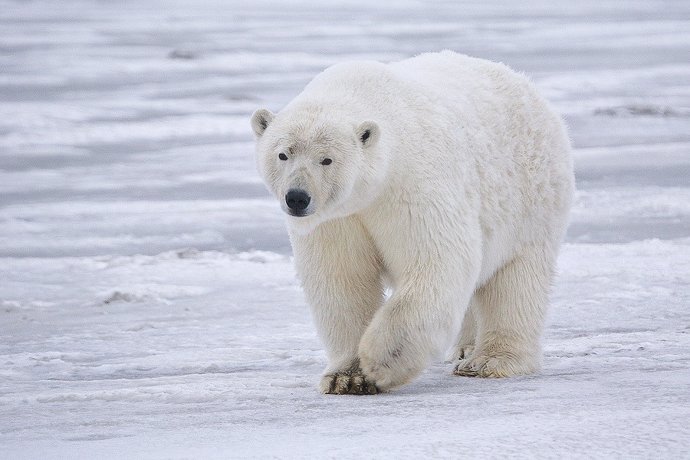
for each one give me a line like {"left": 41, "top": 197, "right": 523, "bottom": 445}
{"left": 1, "top": 0, "right": 689, "bottom": 458}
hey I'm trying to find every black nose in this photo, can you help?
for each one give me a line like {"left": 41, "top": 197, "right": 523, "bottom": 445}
{"left": 285, "top": 189, "right": 311, "bottom": 211}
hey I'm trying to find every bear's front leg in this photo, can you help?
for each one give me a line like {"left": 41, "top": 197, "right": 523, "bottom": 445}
{"left": 290, "top": 217, "right": 384, "bottom": 394}
{"left": 357, "top": 266, "right": 477, "bottom": 392}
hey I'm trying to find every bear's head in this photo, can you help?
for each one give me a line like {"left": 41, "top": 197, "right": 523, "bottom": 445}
{"left": 251, "top": 106, "right": 387, "bottom": 233}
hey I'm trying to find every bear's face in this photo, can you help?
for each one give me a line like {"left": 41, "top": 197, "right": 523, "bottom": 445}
{"left": 251, "top": 108, "right": 384, "bottom": 233}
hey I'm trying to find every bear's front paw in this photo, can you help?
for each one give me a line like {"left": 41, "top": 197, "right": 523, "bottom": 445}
{"left": 358, "top": 349, "right": 419, "bottom": 392}
{"left": 319, "top": 368, "right": 379, "bottom": 395}
{"left": 358, "top": 328, "right": 426, "bottom": 392}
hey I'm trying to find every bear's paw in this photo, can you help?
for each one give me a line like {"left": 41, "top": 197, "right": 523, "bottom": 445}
{"left": 319, "top": 368, "right": 379, "bottom": 395}
{"left": 453, "top": 350, "right": 539, "bottom": 378}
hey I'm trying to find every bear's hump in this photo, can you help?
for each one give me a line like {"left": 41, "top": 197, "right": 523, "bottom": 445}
{"left": 304, "top": 60, "right": 397, "bottom": 93}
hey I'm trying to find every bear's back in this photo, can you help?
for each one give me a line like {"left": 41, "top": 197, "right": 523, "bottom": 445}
{"left": 389, "top": 51, "right": 539, "bottom": 117}
{"left": 290, "top": 51, "right": 541, "bottom": 127}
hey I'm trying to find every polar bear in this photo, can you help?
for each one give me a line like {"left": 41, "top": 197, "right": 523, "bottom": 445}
{"left": 251, "top": 51, "right": 574, "bottom": 395}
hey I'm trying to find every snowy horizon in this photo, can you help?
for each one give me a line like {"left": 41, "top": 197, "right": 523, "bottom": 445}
{"left": 1, "top": 0, "right": 689, "bottom": 458}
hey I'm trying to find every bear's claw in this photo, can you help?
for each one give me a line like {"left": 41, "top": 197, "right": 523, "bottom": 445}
{"left": 453, "top": 352, "right": 539, "bottom": 378}
{"left": 452, "top": 362, "right": 479, "bottom": 377}
{"left": 321, "top": 369, "right": 379, "bottom": 395}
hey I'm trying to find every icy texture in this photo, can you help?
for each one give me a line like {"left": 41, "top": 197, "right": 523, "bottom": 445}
{"left": 1, "top": 0, "right": 689, "bottom": 458}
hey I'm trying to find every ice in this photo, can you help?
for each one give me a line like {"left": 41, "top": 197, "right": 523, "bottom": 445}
{"left": 1, "top": 0, "right": 689, "bottom": 457}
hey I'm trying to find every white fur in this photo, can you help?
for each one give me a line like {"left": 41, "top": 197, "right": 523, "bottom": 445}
{"left": 251, "top": 51, "right": 574, "bottom": 393}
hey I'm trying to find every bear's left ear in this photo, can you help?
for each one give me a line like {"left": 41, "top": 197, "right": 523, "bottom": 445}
{"left": 356, "top": 121, "right": 379, "bottom": 148}
{"left": 250, "top": 108, "right": 274, "bottom": 137}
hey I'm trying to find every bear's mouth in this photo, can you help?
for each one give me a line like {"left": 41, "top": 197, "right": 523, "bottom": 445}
{"left": 286, "top": 209, "right": 313, "bottom": 218}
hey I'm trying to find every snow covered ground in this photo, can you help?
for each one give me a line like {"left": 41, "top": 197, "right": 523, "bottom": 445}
{"left": 1, "top": 0, "right": 689, "bottom": 458}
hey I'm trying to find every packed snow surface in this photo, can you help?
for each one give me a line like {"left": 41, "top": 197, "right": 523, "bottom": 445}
{"left": 1, "top": 0, "right": 689, "bottom": 458}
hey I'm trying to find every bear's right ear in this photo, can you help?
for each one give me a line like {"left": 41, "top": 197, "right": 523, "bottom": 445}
{"left": 250, "top": 109, "right": 274, "bottom": 137}
{"left": 356, "top": 121, "right": 380, "bottom": 149}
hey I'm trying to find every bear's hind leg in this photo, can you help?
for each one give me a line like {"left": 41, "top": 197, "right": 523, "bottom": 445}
{"left": 449, "top": 298, "right": 478, "bottom": 362}
{"left": 454, "top": 244, "right": 555, "bottom": 378}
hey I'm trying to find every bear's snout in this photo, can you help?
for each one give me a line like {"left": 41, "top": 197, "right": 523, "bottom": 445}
{"left": 285, "top": 189, "right": 311, "bottom": 215}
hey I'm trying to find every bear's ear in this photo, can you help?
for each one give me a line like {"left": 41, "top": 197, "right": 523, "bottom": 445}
{"left": 356, "top": 121, "right": 379, "bottom": 148}
{"left": 250, "top": 109, "right": 274, "bottom": 137}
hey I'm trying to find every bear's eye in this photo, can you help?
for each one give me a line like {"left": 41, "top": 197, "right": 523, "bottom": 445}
{"left": 321, "top": 158, "right": 332, "bottom": 166}
{"left": 278, "top": 153, "right": 288, "bottom": 161}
